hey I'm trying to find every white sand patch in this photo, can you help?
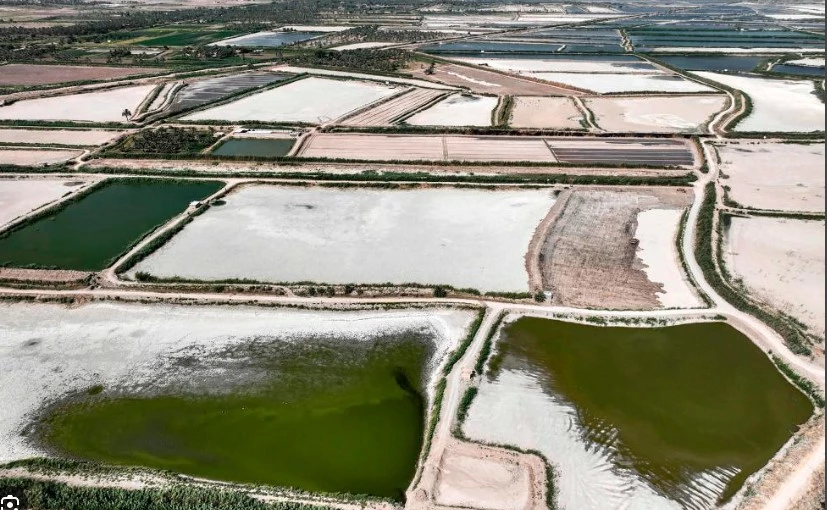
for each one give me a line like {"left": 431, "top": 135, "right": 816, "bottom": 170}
{"left": 0, "top": 149, "right": 82, "bottom": 166}
{"left": 509, "top": 96, "right": 584, "bottom": 129}
{"left": 0, "top": 128, "right": 128, "bottom": 146}
{"left": 726, "top": 217, "right": 825, "bottom": 337}
{"left": 405, "top": 94, "right": 496, "bottom": 126}
{"left": 635, "top": 208, "right": 701, "bottom": 308}
{"left": 130, "top": 185, "right": 556, "bottom": 291}
{"left": 764, "top": 13, "right": 824, "bottom": 19}
{"left": 453, "top": 57, "right": 658, "bottom": 74}
{"left": 784, "top": 58, "right": 825, "bottom": 68}
{"left": 272, "top": 65, "right": 458, "bottom": 90}
{"left": 0, "top": 178, "right": 86, "bottom": 226}
{"left": 181, "top": 77, "right": 399, "bottom": 123}
{"left": 330, "top": 42, "right": 397, "bottom": 51}
{"left": 0, "top": 301, "right": 474, "bottom": 461}
{"left": 444, "top": 70, "right": 500, "bottom": 87}
{"left": 694, "top": 72, "right": 824, "bottom": 133}
{"left": 464, "top": 369, "right": 686, "bottom": 510}
{"left": 586, "top": 95, "right": 726, "bottom": 133}
{"left": 0, "top": 85, "right": 154, "bottom": 122}
{"left": 718, "top": 143, "right": 825, "bottom": 213}
{"left": 533, "top": 73, "right": 714, "bottom": 94}
{"left": 434, "top": 446, "right": 535, "bottom": 510}
{"left": 584, "top": 5, "right": 617, "bottom": 13}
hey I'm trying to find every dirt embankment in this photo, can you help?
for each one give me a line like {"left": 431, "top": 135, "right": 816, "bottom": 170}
{"left": 736, "top": 415, "right": 825, "bottom": 510}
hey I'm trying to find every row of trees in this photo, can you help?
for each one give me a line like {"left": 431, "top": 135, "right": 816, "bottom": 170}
{"left": 119, "top": 127, "right": 219, "bottom": 154}
{"left": 285, "top": 48, "right": 412, "bottom": 73}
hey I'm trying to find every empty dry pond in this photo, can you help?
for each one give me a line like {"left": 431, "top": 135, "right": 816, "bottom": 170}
{"left": 128, "top": 184, "right": 558, "bottom": 292}
{"left": 536, "top": 188, "right": 699, "bottom": 309}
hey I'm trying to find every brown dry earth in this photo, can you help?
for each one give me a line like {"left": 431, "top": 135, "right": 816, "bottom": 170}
{"left": 0, "top": 64, "right": 160, "bottom": 86}
{"left": 538, "top": 187, "right": 692, "bottom": 309}
{"left": 0, "top": 268, "right": 91, "bottom": 283}
{"left": 405, "top": 61, "right": 580, "bottom": 96}
{"left": 509, "top": 96, "right": 585, "bottom": 130}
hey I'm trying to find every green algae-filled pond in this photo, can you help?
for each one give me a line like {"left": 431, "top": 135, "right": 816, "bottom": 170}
{"left": 39, "top": 333, "right": 431, "bottom": 499}
{"left": 0, "top": 179, "right": 221, "bottom": 270}
{"left": 485, "top": 318, "right": 813, "bottom": 508}
{"left": 212, "top": 138, "right": 295, "bottom": 157}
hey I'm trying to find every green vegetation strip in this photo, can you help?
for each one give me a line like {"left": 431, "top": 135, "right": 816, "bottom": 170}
{"left": 0, "top": 477, "right": 333, "bottom": 510}
{"left": 770, "top": 355, "right": 825, "bottom": 408}
{"left": 694, "top": 182, "right": 814, "bottom": 358}
{"left": 77, "top": 167, "right": 698, "bottom": 187}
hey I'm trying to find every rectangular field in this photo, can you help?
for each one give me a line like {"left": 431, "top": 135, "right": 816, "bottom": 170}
{"left": 539, "top": 188, "right": 698, "bottom": 309}
{"left": 509, "top": 96, "right": 585, "bottom": 129}
{"left": 0, "top": 85, "right": 155, "bottom": 123}
{"left": 128, "top": 185, "right": 558, "bottom": 291}
{"left": 165, "top": 71, "right": 291, "bottom": 115}
{"left": 0, "top": 148, "right": 82, "bottom": 166}
{"left": 725, "top": 217, "right": 825, "bottom": 337}
{"left": 0, "top": 64, "right": 159, "bottom": 86}
{"left": 693, "top": 72, "right": 824, "bottom": 132}
{"left": 339, "top": 88, "right": 444, "bottom": 126}
{"left": 549, "top": 138, "right": 694, "bottom": 166}
{"left": 718, "top": 142, "right": 825, "bottom": 213}
{"left": 181, "top": 77, "right": 400, "bottom": 123}
{"left": 298, "top": 133, "right": 694, "bottom": 166}
{"left": 405, "top": 94, "right": 497, "bottom": 127}
{"left": 586, "top": 95, "right": 727, "bottom": 133}
{"left": 0, "top": 128, "right": 129, "bottom": 146}
{"left": 0, "top": 179, "right": 222, "bottom": 270}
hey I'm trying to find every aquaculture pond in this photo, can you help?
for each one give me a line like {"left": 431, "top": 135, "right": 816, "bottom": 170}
{"left": 39, "top": 331, "right": 433, "bottom": 499}
{"left": 212, "top": 138, "right": 295, "bottom": 157}
{"left": 772, "top": 63, "right": 825, "bottom": 77}
{"left": 0, "top": 179, "right": 221, "bottom": 270}
{"left": 655, "top": 55, "right": 763, "bottom": 72}
{"left": 465, "top": 317, "right": 813, "bottom": 509}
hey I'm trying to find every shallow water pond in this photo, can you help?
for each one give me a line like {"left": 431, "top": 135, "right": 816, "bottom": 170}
{"left": 0, "top": 179, "right": 221, "bottom": 270}
{"left": 40, "top": 333, "right": 432, "bottom": 499}
{"left": 469, "top": 318, "right": 813, "bottom": 509}
{"left": 656, "top": 55, "right": 763, "bottom": 72}
{"left": 212, "top": 138, "right": 295, "bottom": 157}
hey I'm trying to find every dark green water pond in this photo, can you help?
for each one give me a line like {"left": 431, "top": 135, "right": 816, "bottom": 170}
{"left": 0, "top": 179, "right": 221, "bottom": 270}
{"left": 490, "top": 318, "right": 813, "bottom": 506}
{"left": 212, "top": 138, "right": 295, "bottom": 157}
{"left": 39, "top": 333, "right": 432, "bottom": 499}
